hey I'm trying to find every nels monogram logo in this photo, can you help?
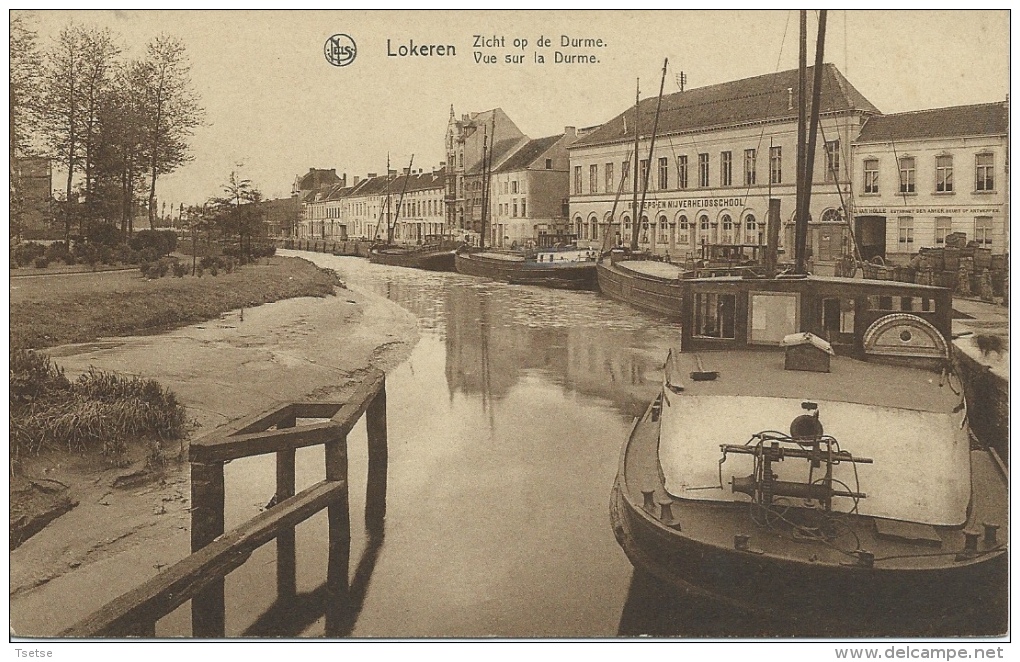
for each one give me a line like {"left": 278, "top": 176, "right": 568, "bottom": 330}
{"left": 324, "top": 33, "right": 357, "bottom": 67}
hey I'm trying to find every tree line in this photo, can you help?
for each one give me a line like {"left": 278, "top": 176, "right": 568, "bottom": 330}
{"left": 10, "top": 15, "right": 204, "bottom": 243}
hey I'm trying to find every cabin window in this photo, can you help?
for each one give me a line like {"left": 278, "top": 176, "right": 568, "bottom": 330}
{"left": 867, "top": 295, "right": 935, "bottom": 313}
{"left": 748, "top": 291, "right": 798, "bottom": 345}
{"left": 694, "top": 293, "right": 736, "bottom": 339}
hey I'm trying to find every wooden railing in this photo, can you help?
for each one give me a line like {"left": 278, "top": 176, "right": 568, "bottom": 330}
{"left": 62, "top": 370, "right": 388, "bottom": 638}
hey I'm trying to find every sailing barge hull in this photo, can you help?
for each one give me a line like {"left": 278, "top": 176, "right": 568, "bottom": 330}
{"left": 455, "top": 252, "right": 598, "bottom": 290}
{"left": 368, "top": 247, "right": 457, "bottom": 272}
{"left": 596, "top": 261, "right": 683, "bottom": 319}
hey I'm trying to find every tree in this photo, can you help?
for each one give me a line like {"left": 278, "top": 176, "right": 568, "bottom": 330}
{"left": 136, "top": 34, "right": 203, "bottom": 229}
{"left": 10, "top": 14, "right": 43, "bottom": 241}
{"left": 209, "top": 170, "right": 265, "bottom": 257}
{"left": 39, "top": 24, "right": 90, "bottom": 243}
{"left": 78, "top": 28, "right": 120, "bottom": 230}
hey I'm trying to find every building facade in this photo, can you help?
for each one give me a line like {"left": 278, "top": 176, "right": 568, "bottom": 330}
{"left": 487, "top": 129, "right": 576, "bottom": 248}
{"left": 568, "top": 64, "right": 879, "bottom": 272}
{"left": 850, "top": 102, "right": 1009, "bottom": 263}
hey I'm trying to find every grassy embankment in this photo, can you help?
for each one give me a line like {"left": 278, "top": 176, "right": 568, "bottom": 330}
{"left": 9, "top": 256, "right": 343, "bottom": 472}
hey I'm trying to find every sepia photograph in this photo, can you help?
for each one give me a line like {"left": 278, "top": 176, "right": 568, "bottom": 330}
{"left": 7, "top": 8, "right": 1011, "bottom": 652}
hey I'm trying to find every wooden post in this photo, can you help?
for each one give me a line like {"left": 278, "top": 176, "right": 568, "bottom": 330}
{"left": 324, "top": 434, "right": 351, "bottom": 609}
{"left": 275, "top": 413, "right": 297, "bottom": 599}
{"left": 365, "top": 382, "right": 388, "bottom": 535}
{"left": 190, "top": 460, "right": 225, "bottom": 637}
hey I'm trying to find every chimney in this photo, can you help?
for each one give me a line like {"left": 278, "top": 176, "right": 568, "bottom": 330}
{"left": 787, "top": 88, "right": 794, "bottom": 112}
{"left": 403, "top": 167, "right": 410, "bottom": 175}
{"left": 564, "top": 126, "right": 577, "bottom": 137}
{"left": 388, "top": 169, "right": 397, "bottom": 177}
{"left": 329, "top": 169, "right": 336, "bottom": 175}
{"left": 367, "top": 172, "right": 378, "bottom": 178}
{"left": 439, "top": 161, "right": 446, "bottom": 168}
{"left": 354, "top": 176, "right": 361, "bottom": 186}
{"left": 340, "top": 173, "right": 347, "bottom": 187}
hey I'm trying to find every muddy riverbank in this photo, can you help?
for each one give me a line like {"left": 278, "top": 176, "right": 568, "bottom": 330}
{"left": 10, "top": 282, "right": 419, "bottom": 636}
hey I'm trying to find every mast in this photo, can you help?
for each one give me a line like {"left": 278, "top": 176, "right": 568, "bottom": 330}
{"left": 795, "top": 9, "right": 827, "bottom": 275}
{"left": 795, "top": 10, "right": 809, "bottom": 274}
{"left": 481, "top": 113, "right": 496, "bottom": 249}
{"left": 630, "top": 79, "right": 640, "bottom": 250}
{"left": 479, "top": 130, "right": 489, "bottom": 249}
{"left": 636, "top": 58, "right": 669, "bottom": 253}
{"left": 389, "top": 154, "right": 415, "bottom": 244}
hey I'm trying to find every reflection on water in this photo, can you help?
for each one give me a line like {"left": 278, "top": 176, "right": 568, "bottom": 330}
{"left": 172, "top": 255, "right": 1000, "bottom": 638}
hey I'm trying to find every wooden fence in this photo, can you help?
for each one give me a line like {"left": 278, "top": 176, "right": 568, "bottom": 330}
{"left": 61, "top": 370, "right": 388, "bottom": 638}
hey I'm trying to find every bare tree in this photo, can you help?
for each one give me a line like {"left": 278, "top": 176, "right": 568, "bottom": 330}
{"left": 137, "top": 34, "right": 203, "bottom": 229}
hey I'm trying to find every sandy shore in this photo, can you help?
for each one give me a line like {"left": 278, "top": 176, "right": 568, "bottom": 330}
{"left": 10, "top": 280, "right": 419, "bottom": 636}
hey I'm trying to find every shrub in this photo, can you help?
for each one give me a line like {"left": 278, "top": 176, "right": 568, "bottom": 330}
{"left": 33, "top": 256, "right": 50, "bottom": 268}
{"left": 9, "top": 349, "right": 70, "bottom": 405}
{"left": 116, "top": 243, "right": 140, "bottom": 265}
{"left": 139, "top": 247, "right": 159, "bottom": 263}
{"left": 128, "top": 230, "right": 178, "bottom": 256}
{"left": 45, "top": 242, "right": 71, "bottom": 264}
{"left": 12, "top": 242, "right": 46, "bottom": 267}
{"left": 88, "top": 223, "right": 123, "bottom": 248}
{"left": 209, "top": 264, "right": 218, "bottom": 277}
{"left": 139, "top": 260, "right": 151, "bottom": 278}
{"left": 172, "top": 261, "right": 189, "bottom": 278}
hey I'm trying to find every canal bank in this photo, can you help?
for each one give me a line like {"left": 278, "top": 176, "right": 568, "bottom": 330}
{"left": 951, "top": 298, "right": 1009, "bottom": 461}
{"left": 10, "top": 281, "right": 419, "bottom": 636}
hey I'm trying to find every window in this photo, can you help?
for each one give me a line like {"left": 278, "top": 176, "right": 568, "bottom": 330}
{"left": 936, "top": 155, "right": 953, "bottom": 192}
{"left": 694, "top": 293, "right": 736, "bottom": 339}
{"left": 825, "top": 140, "right": 840, "bottom": 182}
{"left": 605, "top": 163, "right": 614, "bottom": 192}
{"left": 974, "top": 216, "right": 993, "bottom": 245}
{"left": 658, "top": 216, "right": 668, "bottom": 242}
{"left": 722, "top": 214, "right": 733, "bottom": 230}
{"left": 898, "top": 157, "right": 915, "bottom": 193}
{"left": 976, "top": 153, "right": 994, "bottom": 191}
{"left": 589, "top": 165, "right": 598, "bottom": 194}
{"left": 745, "top": 214, "right": 758, "bottom": 243}
{"left": 521, "top": 199, "right": 526, "bottom": 217}
{"left": 590, "top": 218, "right": 597, "bottom": 241}
{"left": 640, "top": 159, "right": 649, "bottom": 189}
{"left": 677, "top": 156, "right": 689, "bottom": 189}
{"left": 658, "top": 157, "right": 669, "bottom": 190}
{"left": 699, "top": 214, "right": 709, "bottom": 232}
{"left": 678, "top": 215, "right": 690, "bottom": 244}
{"left": 770, "top": 146, "right": 782, "bottom": 184}
{"left": 622, "top": 161, "right": 630, "bottom": 186}
{"left": 934, "top": 217, "right": 952, "bottom": 244}
{"left": 512, "top": 180, "right": 519, "bottom": 194}
{"left": 864, "top": 158, "right": 879, "bottom": 194}
{"left": 897, "top": 216, "right": 914, "bottom": 247}
{"left": 545, "top": 158, "right": 553, "bottom": 169}
{"left": 512, "top": 200, "right": 518, "bottom": 217}
{"left": 698, "top": 153, "right": 709, "bottom": 187}
{"left": 719, "top": 151, "right": 732, "bottom": 187}
{"left": 744, "top": 149, "right": 756, "bottom": 186}
{"left": 573, "top": 166, "right": 582, "bottom": 195}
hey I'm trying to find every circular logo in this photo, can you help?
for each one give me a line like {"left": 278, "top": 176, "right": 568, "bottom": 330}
{"left": 324, "top": 34, "right": 357, "bottom": 67}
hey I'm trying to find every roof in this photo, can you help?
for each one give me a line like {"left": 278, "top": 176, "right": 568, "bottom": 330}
{"left": 311, "top": 167, "right": 447, "bottom": 203}
{"left": 495, "top": 135, "right": 562, "bottom": 173}
{"left": 572, "top": 63, "right": 879, "bottom": 149}
{"left": 855, "top": 102, "right": 1008, "bottom": 143}
{"left": 465, "top": 137, "right": 527, "bottom": 175}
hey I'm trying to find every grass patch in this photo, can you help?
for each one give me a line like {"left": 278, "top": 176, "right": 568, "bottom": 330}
{"left": 10, "top": 256, "right": 342, "bottom": 350}
{"left": 9, "top": 349, "right": 188, "bottom": 473}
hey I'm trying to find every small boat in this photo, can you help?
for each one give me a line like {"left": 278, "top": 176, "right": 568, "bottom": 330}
{"left": 610, "top": 15, "right": 1007, "bottom": 635}
{"left": 368, "top": 237, "right": 461, "bottom": 272}
{"left": 454, "top": 246, "right": 598, "bottom": 290}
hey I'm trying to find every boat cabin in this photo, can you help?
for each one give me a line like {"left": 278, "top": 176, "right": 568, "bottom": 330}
{"left": 679, "top": 275, "right": 952, "bottom": 362}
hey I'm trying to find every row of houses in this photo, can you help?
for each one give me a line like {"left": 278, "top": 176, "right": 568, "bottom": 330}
{"left": 295, "top": 63, "right": 1008, "bottom": 268}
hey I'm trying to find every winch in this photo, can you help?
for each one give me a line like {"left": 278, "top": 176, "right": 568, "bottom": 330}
{"left": 720, "top": 402, "right": 873, "bottom": 512}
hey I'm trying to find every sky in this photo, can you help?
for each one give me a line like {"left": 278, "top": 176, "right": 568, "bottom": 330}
{"left": 17, "top": 9, "right": 1011, "bottom": 209}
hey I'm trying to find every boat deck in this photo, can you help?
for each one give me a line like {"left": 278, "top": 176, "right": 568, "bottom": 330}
{"left": 618, "top": 260, "right": 684, "bottom": 279}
